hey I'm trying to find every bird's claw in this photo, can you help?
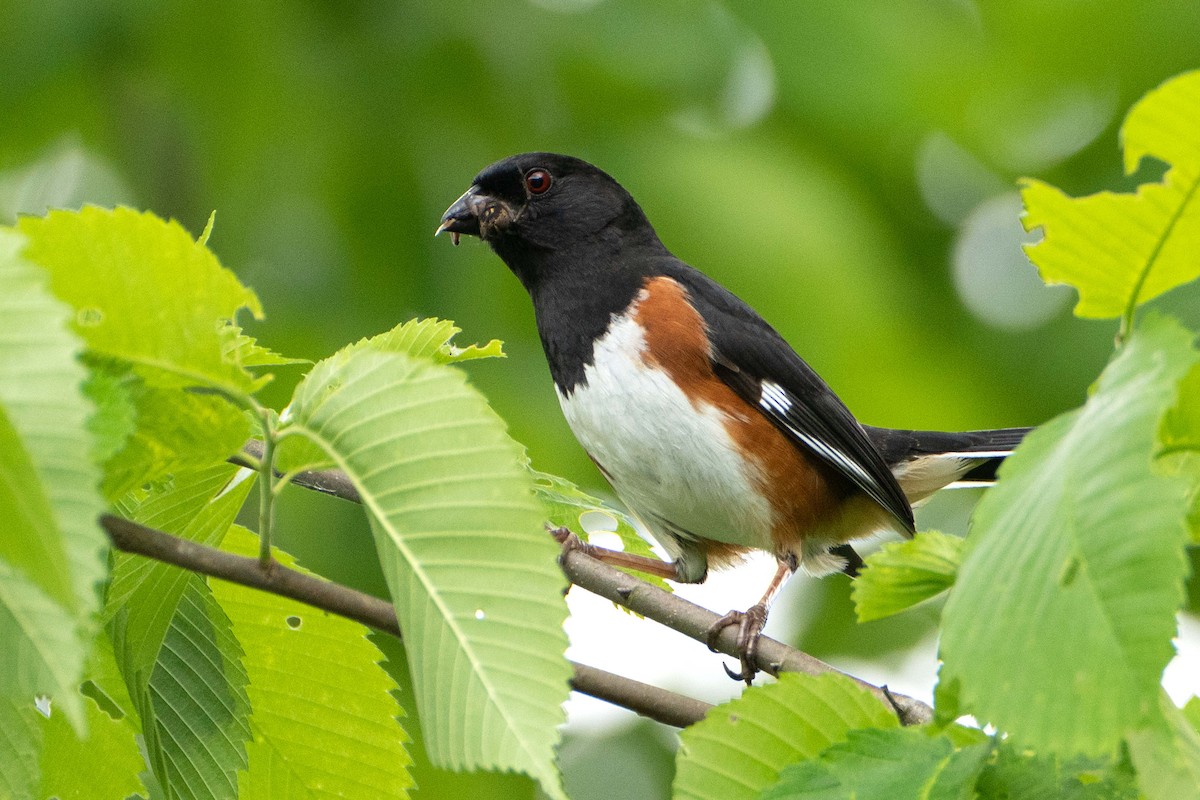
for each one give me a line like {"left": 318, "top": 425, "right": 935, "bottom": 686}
{"left": 551, "top": 527, "right": 593, "bottom": 567}
{"left": 705, "top": 603, "right": 768, "bottom": 684}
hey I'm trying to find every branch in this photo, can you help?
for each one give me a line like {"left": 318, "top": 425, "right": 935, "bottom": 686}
{"left": 101, "top": 513, "right": 711, "bottom": 729}
{"left": 233, "top": 442, "right": 934, "bottom": 726}
{"left": 559, "top": 548, "right": 932, "bottom": 725}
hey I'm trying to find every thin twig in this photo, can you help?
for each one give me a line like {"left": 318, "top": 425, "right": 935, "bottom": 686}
{"left": 231, "top": 442, "right": 935, "bottom": 725}
{"left": 100, "top": 513, "right": 711, "bottom": 728}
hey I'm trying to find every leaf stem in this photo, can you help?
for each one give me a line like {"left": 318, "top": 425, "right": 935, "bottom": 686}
{"left": 256, "top": 408, "right": 277, "bottom": 567}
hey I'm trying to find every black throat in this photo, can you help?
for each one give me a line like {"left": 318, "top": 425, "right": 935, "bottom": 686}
{"left": 491, "top": 229, "right": 666, "bottom": 395}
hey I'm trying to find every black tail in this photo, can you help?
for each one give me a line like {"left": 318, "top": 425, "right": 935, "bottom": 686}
{"left": 864, "top": 426, "right": 1032, "bottom": 501}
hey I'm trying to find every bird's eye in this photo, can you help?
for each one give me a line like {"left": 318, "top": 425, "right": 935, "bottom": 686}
{"left": 524, "top": 169, "right": 552, "bottom": 195}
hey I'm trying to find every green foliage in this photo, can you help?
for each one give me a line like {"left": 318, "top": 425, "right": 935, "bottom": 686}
{"left": 0, "top": 228, "right": 106, "bottom": 729}
{"left": 213, "top": 525, "right": 414, "bottom": 800}
{"left": 851, "top": 530, "right": 962, "bottom": 622}
{"left": 282, "top": 345, "right": 571, "bottom": 799}
{"left": 17, "top": 207, "right": 263, "bottom": 390}
{"left": 2, "top": 63, "right": 1200, "bottom": 800}
{"left": 1159, "top": 363, "right": 1200, "bottom": 540}
{"left": 15, "top": 207, "right": 267, "bottom": 500}
{"left": 352, "top": 317, "right": 506, "bottom": 363}
{"left": 940, "top": 315, "right": 1196, "bottom": 756}
{"left": 1125, "top": 692, "right": 1200, "bottom": 800}
{"left": 973, "top": 743, "right": 1138, "bottom": 800}
{"left": 108, "top": 466, "right": 258, "bottom": 800}
{"left": 673, "top": 673, "right": 898, "bottom": 800}
{"left": 760, "top": 728, "right": 991, "bottom": 800}
{"left": 1021, "top": 70, "right": 1200, "bottom": 336}
{"left": 35, "top": 636, "right": 149, "bottom": 800}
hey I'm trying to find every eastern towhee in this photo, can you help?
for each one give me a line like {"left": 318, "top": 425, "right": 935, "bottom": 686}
{"left": 438, "top": 153, "right": 1028, "bottom": 682}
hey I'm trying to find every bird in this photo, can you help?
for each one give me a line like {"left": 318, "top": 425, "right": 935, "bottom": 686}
{"left": 437, "top": 152, "right": 1028, "bottom": 682}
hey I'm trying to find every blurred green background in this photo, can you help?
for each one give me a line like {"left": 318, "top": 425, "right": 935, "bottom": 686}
{"left": 4, "top": 2, "right": 1199, "bottom": 797}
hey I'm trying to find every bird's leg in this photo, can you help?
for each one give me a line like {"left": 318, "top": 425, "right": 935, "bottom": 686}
{"left": 705, "top": 556, "right": 795, "bottom": 684}
{"left": 550, "top": 527, "right": 679, "bottom": 580}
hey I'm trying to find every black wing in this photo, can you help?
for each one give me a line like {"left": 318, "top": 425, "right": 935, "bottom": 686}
{"left": 665, "top": 263, "right": 915, "bottom": 532}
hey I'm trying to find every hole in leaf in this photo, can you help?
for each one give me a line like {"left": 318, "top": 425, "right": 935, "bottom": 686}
{"left": 474, "top": 609, "right": 486, "bottom": 621}
{"left": 76, "top": 307, "right": 104, "bottom": 326}
{"left": 80, "top": 680, "right": 125, "bottom": 720}
{"left": 286, "top": 615, "right": 302, "bottom": 629}
{"left": 33, "top": 695, "right": 51, "bottom": 718}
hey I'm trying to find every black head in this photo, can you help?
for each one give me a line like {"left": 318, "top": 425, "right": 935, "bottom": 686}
{"left": 437, "top": 152, "right": 665, "bottom": 289}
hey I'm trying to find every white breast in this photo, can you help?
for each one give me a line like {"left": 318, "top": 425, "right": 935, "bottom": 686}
{"left": 555, "top": 313, "right": 775, "bottom": 565}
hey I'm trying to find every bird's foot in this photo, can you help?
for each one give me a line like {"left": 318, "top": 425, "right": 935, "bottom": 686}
{"left": 705, "top": 603, "right": 768, "bottom": 685}
{"left": 550, "top": 527, "right": 591, "bottom": 562}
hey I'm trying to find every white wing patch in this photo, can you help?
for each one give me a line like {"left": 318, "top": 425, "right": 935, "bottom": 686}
{"left": 758, "top": 380, "right": 876, "bottom": 490}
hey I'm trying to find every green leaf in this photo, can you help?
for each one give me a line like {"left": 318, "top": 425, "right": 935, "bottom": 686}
{"left": 673, "top": 672, "right": 898, "bottom": 800}
{"left": 1159, "top": 362, "right": 1200, "bottom": 542}
{"left": 283, "top": 347, "right": 570, "bottom": 799}
{"left": 274, "top": 317, "right": 506, "bottom": 478}
{"left": 851, "top": 530, "right": 962, "bottom": 622}
{"left": 0, "top": 697, "right": 41, "bottom": 800}
{"left": 351, "top": 317, "right": 505, "bottom": 363}
{"left": 212, "top": 525, "right": 414, "bottom": 799}
{"left": 15, "top": 207, "right": 269, "bottom": 497}
{"left": 760, "top": 728, "right": 991, "bottom": 800}
{"left": 138, "top": 575, "right": 252, "bottom": 800}
{"left": 939, "top": 314, "right": 1197, "bottom": 756}
{"left": 38, "top": 633, "right": 148, "bottom": 800}
{"left": 17, "top": 206, "right": 264, "bottom": 393}
{"left": 94, "top": 364, "right": 252, "bottom": 501}
{"left": 0, "top": 228, "right": 107, "bottom": 728}
{"left": 530, "top": 466, "right": 672, "bottom": 592}
{"left": 1185, "top": 697, "right": 1200, "bottom": 733}
{"left": 220, "top": 324, "right": 309, "bottom": 370}
{"left": 1126, "top": 692, "right": 1200, "bottom": 800}
{"left": 1021, "top": 70, "right": 1200, "bottom": 326}
{"left": 106, "top": 465, "right": 257, "bottom": 800}
{"left": 107, "top": 464, "right": 256, "bottom": 676}
{"left": 975, "top": 744, "right": 1138, "bottom": 800}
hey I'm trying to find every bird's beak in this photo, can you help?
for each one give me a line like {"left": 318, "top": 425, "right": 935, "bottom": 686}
{"left": 435, "top": 186, "right": 514, "bottom": 245}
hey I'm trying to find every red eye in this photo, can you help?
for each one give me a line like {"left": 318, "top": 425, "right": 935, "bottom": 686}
{"left": 524, "top": 169, "right": 552, "bottom": 195}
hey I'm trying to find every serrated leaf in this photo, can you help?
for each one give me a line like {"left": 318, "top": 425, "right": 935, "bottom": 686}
{"left": 283, "top": 348, "right": 570, "bottom": 799}
{"left": 1126, "top": 692, "right": 1200, "bottom": 800}
{"left": 15, "top": 207, "right": 268, "bottom": 498}
{"left": 352, "top": 317, "right": 505, "bottom": 363}
{"left": 138, "top": 575, "right": 251, "bottom": 800}
{"left": 107, "top": 464, "right": 256, "bottom": 676}
{"left": 0, "top": 228, "right": 107, "bottom": 728}
{"left": 274, "top": 318, "right": 505, "bottom": 478}
{"left": 220, "top": 324, "right": 308, "bottom": 369}
{"left": 212, "top": 525, "right": 414, "bottom": 799}
{"left": 1159, "top": 363, "right": 1200, "bottom": 542}
{"left": 95, "top": 364, "right": 252, "bottom": 501}
{"left": 1021, "top": 70, "right": 1200, "bottom": 322}
{"left": 17, "top": 206, "right": 264, "bottom": 392}
{"left": 105, "top": 465, "right": 257, "bottom": 800}
{"left": 530, "top": 466, "right": 671, "bottom": 592}
{"left": 975, "top": 744, "right": 1138, "bottom": 800}
{"left": 674, "top": 672, "right": 898, "bottom": 800}
{"left": 761, "top": 728, "right": 991, "bottom": 800}
{"left": 852, "top": 530, "right": 962, "bottom": 622}
{"left": 940, "top": 315, "right": 1197, "bottom": 756}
